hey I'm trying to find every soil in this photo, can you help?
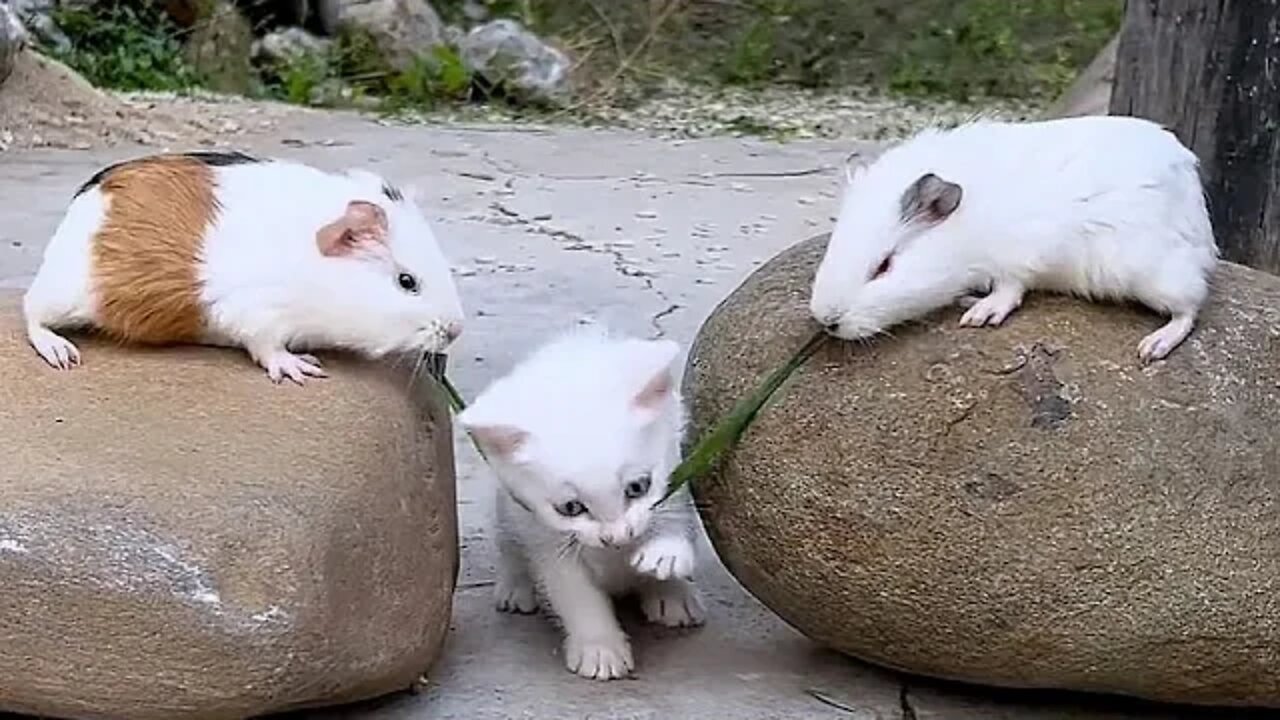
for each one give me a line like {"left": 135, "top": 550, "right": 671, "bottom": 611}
{"left": 0, "top": 49, "right": 314, "bottom": 152}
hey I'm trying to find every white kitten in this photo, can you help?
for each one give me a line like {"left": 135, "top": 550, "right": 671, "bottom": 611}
{"left": 457, "top": 326, "right": 705, "bottom": 681}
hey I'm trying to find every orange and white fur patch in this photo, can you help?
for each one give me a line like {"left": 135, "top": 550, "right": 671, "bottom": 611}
{"left": 22, "top": 151, "right": 465, "bottom": 383}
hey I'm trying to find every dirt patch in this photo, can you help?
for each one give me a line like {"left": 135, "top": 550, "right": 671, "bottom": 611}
{"left": 0, "top": 50, "right": 314, "bottom": 151}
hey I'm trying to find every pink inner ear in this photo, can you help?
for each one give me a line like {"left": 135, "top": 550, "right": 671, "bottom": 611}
{"left": 634, "top": 370, "right": 673, "bottom": 411}
{"left": 469, "top": 424, "right": 528, "bottom": 459}
{"left": 315, "top": 200, "right": 390, "bottom": 257}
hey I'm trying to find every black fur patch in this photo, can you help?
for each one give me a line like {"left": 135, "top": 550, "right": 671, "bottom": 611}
{"left": 381, "top": 183, "right": 404, "bottom": 202}
{"left": 73, "top": 150, "right": 262, "bottom": 197}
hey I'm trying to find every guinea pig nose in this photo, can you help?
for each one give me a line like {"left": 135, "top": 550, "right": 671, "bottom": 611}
{"left": 443, "top": 321, "right": 463, "bottom": 342}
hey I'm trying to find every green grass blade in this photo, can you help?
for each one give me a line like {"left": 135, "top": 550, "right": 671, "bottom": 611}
{"left": 438, "top": 373, "right": 469, "bottom": 414}
{"left": 659, "top": 330, "right": 828, "bottom": 503}
{"left": 434, "top": 373, "right": 489, "bottom": 461}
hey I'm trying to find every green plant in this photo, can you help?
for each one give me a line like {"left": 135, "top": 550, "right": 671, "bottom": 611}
{"left": 273, "top": 52, "right": 335, "bottom": 106}
{"left": 48, "top": 2, "right": 198, "bottom": 91}
{"left": 888, "top": 0, "right": 1123, "bottom": 101}
{"left": 719, "top": 17, "right": 779, "bottom": 85}
{"left": 384, "top": 46, "right": 474, "bottom": 109}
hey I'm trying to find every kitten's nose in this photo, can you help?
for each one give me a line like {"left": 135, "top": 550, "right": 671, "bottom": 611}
{"left": 443, "top": 320, "right": 463, "bottom": 342}
{"left": 599, "top": 533, "right": 617, "bottom": 547}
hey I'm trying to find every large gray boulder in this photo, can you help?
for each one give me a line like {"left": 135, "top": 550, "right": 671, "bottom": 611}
{"left": 684, "top": 234, "right": 1280, "bottom": 709}
{"left": 460, "top": 18, "right": 570, "bottom": 106}
{"left": 0, "top": 291, "right": 458, "bottom": 720}
{"left": 327, "top": 0, "right": 444, "bottom": 71}
{"left": 8, "top": 0, "right": 66, "bottom": 51}
{"left": 0, "top": 0, "right": 26, "bottom": 87}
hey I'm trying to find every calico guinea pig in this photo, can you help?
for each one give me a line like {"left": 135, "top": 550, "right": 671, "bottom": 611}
{"left": 22, "top": 151, "right": 465, "bottom": 383}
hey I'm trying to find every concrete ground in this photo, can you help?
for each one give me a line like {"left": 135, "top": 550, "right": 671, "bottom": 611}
{"left": 0, "top": 113, "right": 1230, "bottom": 720}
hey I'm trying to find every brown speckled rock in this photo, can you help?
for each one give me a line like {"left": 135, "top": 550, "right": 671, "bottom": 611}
{"left": 684, "top": 235, "right": 1280, "bottom": 708}
{"left": 0, "top": 290, "right": 457, "bottom": 720}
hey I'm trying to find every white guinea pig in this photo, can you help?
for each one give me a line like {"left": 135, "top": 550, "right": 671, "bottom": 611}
{"left": 809, "top": 115, "right": 1219, "bottom": 362}
{"left": 23, "top": 151, "right": 465, "bottom": 383}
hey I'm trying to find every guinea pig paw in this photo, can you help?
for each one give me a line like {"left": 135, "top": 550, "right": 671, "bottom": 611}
{"left": 959, "top": 290, "right": 1022, "bottom": 328}
{"left": 262, "top": 351, "right": 327, "bottom": 385}
{"left": 629, "top": 536, "right": 696, "bottom": 581}
{"left": 29, "top": 329, "right": 81, "bottom": 370}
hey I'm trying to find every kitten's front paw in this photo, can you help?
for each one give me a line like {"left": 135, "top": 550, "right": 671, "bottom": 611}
{"left": 563, "top": 633, "right": 634, "bottom": 680}
{"left": 494, "top": 580, "right": 538, "bottom": 614}
{"left": 629, "top": 535, "right": 695, "bottom": 581}
{"left": 641, "top": 580, "right": 706, "bottom": 628}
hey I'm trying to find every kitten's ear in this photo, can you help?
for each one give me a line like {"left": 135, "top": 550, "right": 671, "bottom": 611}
{"left": 458, "top": 407, "right": 528, "bottom": 460}
{"left": 465, "top": 423, "right": 528, "bottom": 460}
{"left": 632, "top": 339, "right": 681, "bottom": 414}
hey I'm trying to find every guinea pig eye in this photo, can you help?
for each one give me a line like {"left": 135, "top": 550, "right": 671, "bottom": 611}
{"left": 397, "top": 272, "right": 420, "bottom": 294}
{"left": 870, "top": 254, "right": 893, "bottom": 281}
{"left": 556, "top": 499, "right": 588, "bottom": 517}
{"left": 624, "top": 474, "right": 652, "bottom": 500}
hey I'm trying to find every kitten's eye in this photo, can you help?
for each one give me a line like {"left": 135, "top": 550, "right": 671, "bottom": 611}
{"left": 556, "top": 500, "right": 588, "bottom": 517}
{"left": 870, "top": 254, "right": 892, "bottom": 281}
{"left": 397, "top": 272, "right": 420, "bottom": 294}
{"left": 624, "top": 474, "right": 652, "bottom": 500}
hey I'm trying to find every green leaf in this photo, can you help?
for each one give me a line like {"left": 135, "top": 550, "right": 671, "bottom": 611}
{"left": 659, "top": 329, "right": 827, "bottom": 503}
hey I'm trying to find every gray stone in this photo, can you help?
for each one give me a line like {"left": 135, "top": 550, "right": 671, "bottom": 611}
{"left": 254, "top": 26, "right": 333, "bottom": 65}
{"left": 314, "top": 0, "right": 341, "bottom": 35}
{"left": 7, "top": 0, "right": 65, "bottom": 52}
{"left": 684, "top": 233, "right": 1280, "bottom": 709}
{"left": 183, "top": 0, "right": 255, "bottom": 95}
{"left": 328, "top": 0, "right": 444, "bottom": 71}
{"left": 0, "top": 290, "right": 458, "bottom": 719}
{"left": 0, "top": 1, "right": 26, "bottom": 87}
{"left": 459, "top": 18, "right": 570, "bottom": 106}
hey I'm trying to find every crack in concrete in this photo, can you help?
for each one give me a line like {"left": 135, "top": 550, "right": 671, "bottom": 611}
{"left": 649, "top": 302, "right": 683, "bottom": 338}
{"left": 485, "top": 201, "right": 684, "bottom": 336}
{"left": 899, "top": 684, "right": 918, "bottom": 720}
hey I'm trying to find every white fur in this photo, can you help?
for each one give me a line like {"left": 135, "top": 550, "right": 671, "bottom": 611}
{"left": 810, "top": 115, "right": 1219, "bottom": 361}
{"left": 457, "top": 326, "right": 705, "bottom": 681}
{"left": 22, "top": 186, "right": 103, "bottom": 369}
{"left": 22, "top": 156, "right": 466, "bottom": 381}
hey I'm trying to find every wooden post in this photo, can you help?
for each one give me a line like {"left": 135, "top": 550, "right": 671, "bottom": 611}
{"left": 1110, "top": 0, "right": 1280, "bottom": 274}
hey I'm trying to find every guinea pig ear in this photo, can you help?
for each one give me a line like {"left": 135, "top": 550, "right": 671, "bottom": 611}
{"left": 899, "top": 173, "right": 963, "bottom": 225}
{"left": 316, "top": 200, "right": 389, "bottom": 257}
